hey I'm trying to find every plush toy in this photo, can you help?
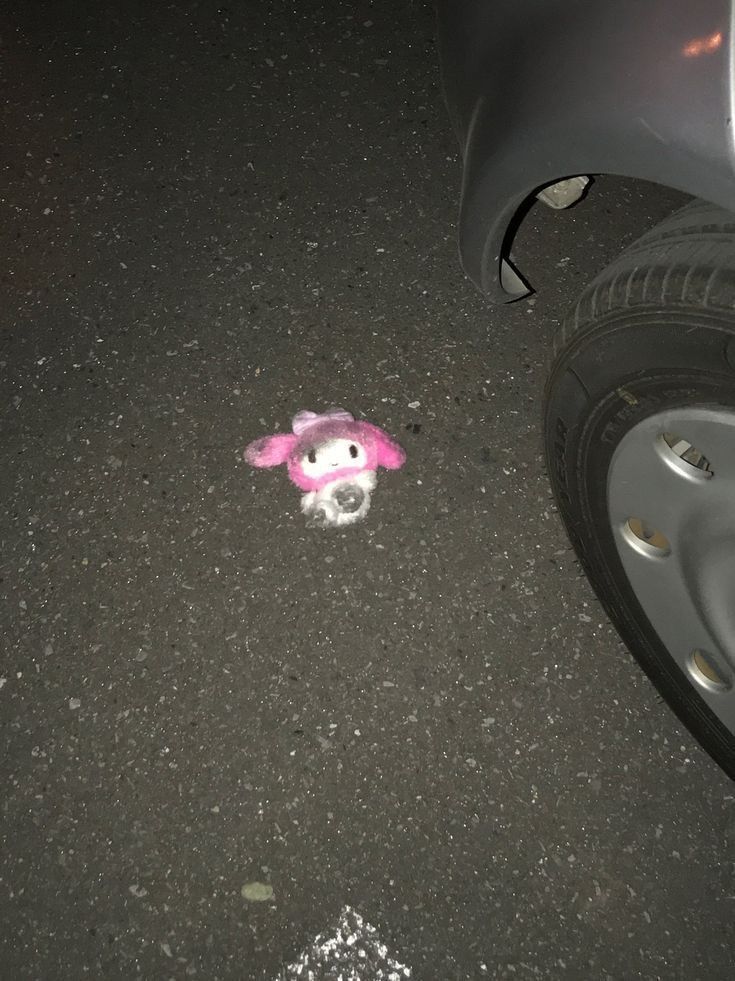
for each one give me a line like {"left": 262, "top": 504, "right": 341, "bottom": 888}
{"left": 244, "top": 408, "right": 406, "bottom": 527}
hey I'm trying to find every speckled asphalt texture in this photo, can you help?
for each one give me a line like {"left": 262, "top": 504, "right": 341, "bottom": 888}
{"left": 2, "top": 2, "right": 734, "bottom": 979}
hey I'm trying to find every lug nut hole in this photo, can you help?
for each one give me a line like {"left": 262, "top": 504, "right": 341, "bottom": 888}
{"left": 660, "top": 432, "right": 714, "bottom": 478}
{"left": 625, "top": 518, "right": 671, "bottom": 556}
{"left": 689, "top": 650, "right": 732, "bottom": 692}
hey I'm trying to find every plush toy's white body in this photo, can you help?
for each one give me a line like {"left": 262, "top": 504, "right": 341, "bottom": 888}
{"left": 300, "top": 469, "right": 377, "bottom": 528}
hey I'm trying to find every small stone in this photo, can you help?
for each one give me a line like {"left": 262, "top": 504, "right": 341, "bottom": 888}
{"left": 241, "top": 881, "right": 274, "bottom": 902}
{"left": 69, "top": 697, "right": 81, "bottom": 710}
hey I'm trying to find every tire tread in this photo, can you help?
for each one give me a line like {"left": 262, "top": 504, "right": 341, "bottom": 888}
{"left": 556, "top": 201, "right": 735, "bottom": 360}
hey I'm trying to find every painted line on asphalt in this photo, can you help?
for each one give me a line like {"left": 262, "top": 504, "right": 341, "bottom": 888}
{"left": 277, "top": 905, "right": 412, "bottom": 980}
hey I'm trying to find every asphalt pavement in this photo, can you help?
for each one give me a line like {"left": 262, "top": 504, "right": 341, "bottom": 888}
{"left": 2, "top": 2, "right": 734, "bottom": 979}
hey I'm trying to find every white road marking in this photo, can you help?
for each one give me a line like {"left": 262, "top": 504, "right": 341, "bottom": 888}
{"left": 277, "top": 905, "right": 412, "bottom": 980}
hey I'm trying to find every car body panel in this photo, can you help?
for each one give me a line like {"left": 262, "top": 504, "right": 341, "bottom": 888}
{"left": 437, "top": 0, "right": 735, "bottom": 300}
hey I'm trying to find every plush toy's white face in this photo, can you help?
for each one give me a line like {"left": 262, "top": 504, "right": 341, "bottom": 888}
{"left": 300, "top": 438, "right": 368, "bottom": 478}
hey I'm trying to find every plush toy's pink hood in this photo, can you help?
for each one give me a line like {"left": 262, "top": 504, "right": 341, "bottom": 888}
{"left": 244, "top": 408, "right": 406, "bottom": 492}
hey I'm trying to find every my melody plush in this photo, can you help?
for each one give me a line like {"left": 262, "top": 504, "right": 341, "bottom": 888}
{"left": 244, "top": 408, "right": 406, "bottom": 527}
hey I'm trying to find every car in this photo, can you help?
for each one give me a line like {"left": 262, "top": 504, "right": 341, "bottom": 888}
{"left": 437, "top": 0, "right": 735, "bottom": 778}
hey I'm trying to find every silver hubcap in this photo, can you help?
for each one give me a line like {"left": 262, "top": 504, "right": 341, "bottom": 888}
{"left": 608, "top": 407, "right": 735, "bottom": 734}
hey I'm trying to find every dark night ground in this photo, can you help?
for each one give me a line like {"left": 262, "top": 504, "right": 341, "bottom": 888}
{"left": 1, "top": 2, "right": 734, "bottom": 979}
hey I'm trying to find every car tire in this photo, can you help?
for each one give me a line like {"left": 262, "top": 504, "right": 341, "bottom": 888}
{"left": 544, "top": 199, "right": 735, "bottom": 778}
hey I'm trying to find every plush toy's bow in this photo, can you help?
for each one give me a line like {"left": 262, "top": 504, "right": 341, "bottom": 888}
{"left": 291, "top": 408, "right": 354, "bottom": 435}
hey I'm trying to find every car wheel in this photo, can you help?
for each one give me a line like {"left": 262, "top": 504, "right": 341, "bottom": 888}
{"left": 544, "top": 199, "right": 735, "bottom": 778}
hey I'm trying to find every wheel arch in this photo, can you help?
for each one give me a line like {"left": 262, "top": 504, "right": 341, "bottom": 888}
{"left": 441, "top": 0, "right": 735, "bottom": 301}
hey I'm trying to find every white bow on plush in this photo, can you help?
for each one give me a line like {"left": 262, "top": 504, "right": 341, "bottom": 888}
{"left": 291, "top": 408, "right": 354, "bottom": 435}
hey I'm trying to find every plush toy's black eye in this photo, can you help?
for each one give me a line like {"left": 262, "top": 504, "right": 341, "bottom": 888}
{"left": 307, "top": 448, "right": 317, "bottom": 464}
{"left": 349, "top": 444, "right": 358, "bottom": 459}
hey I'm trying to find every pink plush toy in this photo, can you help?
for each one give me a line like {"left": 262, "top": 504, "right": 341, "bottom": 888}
{"left": 244, "top": 408, "right": 406, "bottom": 527}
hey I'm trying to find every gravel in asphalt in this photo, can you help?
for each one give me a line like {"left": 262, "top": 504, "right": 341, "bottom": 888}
{"left": 2, "top": 2, "right": 733, "bottom": 979}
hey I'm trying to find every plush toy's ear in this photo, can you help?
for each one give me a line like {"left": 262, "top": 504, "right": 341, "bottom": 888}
{"left": 360, "top": 423, "right": 406, "bottom": 470}
{"left": 244, "top": 433, "right": 297, "bottom": 468}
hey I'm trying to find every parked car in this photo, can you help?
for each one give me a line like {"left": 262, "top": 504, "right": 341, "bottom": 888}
{"left": 437, "top": 0, "right": 735, "bottom": 778}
